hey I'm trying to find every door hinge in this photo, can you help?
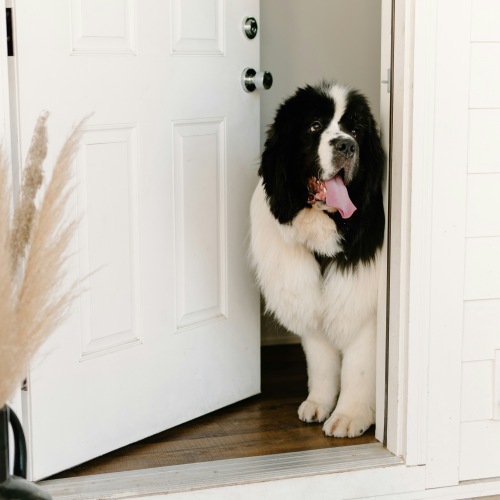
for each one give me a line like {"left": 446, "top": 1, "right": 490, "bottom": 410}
{"left": 6, "top": 8, "right": 13, "bottom": 56}
{"left": 381, "top": 68, "right": 391, "bottom": 94}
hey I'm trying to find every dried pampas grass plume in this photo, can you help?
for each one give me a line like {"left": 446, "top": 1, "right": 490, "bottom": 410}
{"left": 0, "top": 115, "right": 83, "bottom": 407}
{"left": 10, "top": 111, "right": 49, "bottom": 274}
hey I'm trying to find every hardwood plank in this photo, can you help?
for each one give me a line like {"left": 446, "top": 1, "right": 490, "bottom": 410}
{"left": 50, "top": 345, "right": 376, "bottom": 479}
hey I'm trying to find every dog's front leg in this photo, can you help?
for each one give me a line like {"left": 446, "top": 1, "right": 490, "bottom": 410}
{"left": 322, "top": 319, "right": 376, "bottom": 437}
{"left": 298, "top": 333, "right": 341, "bottom": 423}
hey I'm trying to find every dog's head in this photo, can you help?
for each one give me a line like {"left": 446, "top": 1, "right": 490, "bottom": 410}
{"left": 260, "top": 82, "right": 385, "bottom": 224}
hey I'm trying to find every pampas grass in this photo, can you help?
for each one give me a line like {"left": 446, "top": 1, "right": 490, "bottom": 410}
{"left": 10, "top": 112, "right": 49, "bottom": 274}
{"left": 0, "top": 115, "right": 83, "bottom": 407}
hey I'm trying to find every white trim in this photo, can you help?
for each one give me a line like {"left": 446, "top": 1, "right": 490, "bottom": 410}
{"left": 385, "top": 0, "right": 419, "bottom": 460}
{"left": 363, "top": 478, "right": 500, "bottom": 500}
{"left": 420, "top": 0, "right": 471, "bottom": 489}
{"left": 6, "top": 0, "right": 22, "bottom": 199}
{"left": 403, "top": 0, "right": 437, "bottom": 466}
{"left": 162, "top": 477, "right": 500, "bottom": 500}
{"left": 387, "top": 3, "right": 471, "bottom": 489}
{"left": 260, "top": 333, "right": 300, "bottom": 346}
{"left": 1, "top": 0, "right": 29, "bottom": 474}
{"left": 0, "top": 0, "right": 12, "bottom": 152}
{"left": 376, "top": 0, "right": 392, "bottom": 445}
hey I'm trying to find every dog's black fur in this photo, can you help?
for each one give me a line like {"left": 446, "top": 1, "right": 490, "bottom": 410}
{"left": 259, "top": 83, "right": 385, "bottom": 272}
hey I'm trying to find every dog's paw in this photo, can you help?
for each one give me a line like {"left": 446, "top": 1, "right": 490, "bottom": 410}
{"left": 322, "top": 412, "right": 373, "bottom": 438}
{"left": 298, "top": 399, "right": 333, "bottom": 423}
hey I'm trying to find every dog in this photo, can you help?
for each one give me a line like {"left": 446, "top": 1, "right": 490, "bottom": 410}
{"left": 250, "top": 82, "right": 385, "bottom": 438}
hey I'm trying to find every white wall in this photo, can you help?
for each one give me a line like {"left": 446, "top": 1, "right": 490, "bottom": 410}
{"left": 459, "top": 0, "right": 500, "bottom": 481}
{"left": 260, "top": 0, "right": 382, "bottom": 149}
{"left": 259, "top": 0, "right": 382, "bottom": 344}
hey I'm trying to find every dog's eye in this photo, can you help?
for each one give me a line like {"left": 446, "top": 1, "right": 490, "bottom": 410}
{"left": 351, "top": 129, "right": 358, "bottom": 139}
{"left": 309, "top": 121, "right": 323, "bottom": 133}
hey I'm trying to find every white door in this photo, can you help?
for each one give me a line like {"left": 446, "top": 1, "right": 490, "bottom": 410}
{"left": 11, "top": 0, "right": 261, "bottom": 480}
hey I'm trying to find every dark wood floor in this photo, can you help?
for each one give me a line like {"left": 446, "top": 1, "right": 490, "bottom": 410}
{"left": 51, "top": 344, "right": 376, "bottom": 480}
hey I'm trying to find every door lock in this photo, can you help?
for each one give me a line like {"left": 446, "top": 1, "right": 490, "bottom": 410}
{"left": 242, "top": 17, "right": 258, "bottom": 39}
{"left": 242, "top": 68, "right": 273, "bottom": 92}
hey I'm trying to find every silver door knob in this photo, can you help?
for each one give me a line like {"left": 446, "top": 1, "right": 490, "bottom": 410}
{"left": 242, "top": 17, "right": 258, "bottom": 39}
{"left": 242, "top": 68, "right": 273, "bottom": 92}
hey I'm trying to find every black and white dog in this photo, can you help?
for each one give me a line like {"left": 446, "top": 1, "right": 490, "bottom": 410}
{"left": 250, "top": 82, "right": 385, "bottom": 437}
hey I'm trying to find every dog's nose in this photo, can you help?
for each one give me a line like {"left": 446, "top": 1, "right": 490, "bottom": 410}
{"left": 333, "top": 137, "right": 357, "bottom": 158}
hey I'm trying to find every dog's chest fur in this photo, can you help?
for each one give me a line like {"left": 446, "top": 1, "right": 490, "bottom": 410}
{"left": 250, "top": 180, "right": 379, "bottom": 350}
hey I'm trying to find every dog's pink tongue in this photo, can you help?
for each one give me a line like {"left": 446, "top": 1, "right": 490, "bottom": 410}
{"left": 325, "top": 175, "right": 357, "bottom": 219}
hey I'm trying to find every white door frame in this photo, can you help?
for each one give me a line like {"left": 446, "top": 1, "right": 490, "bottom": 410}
{"left": 386, "top": 0, "right": 471, "bottom": 490}
{"left": 0, "top": 0, "right": 12, "bottom": 158}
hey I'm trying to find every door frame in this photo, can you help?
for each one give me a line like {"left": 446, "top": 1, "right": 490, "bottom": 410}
{"left": 0, "top": 0, "right": 13, "bottom": 165}
{"left": 0, "top": 2, "right": 9, "bottom": 140}
{"left": 385, "top": 0, "right": 472, "bottom": 490}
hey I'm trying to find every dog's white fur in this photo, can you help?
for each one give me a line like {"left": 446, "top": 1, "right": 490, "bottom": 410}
{"left": 318, "top": 84, "right": 357, "bottom": 182}
{"left": 319, "top": 84, "right": 353, "bottom": 180}
{"left": 250, "top": 85, "right": 379, "bottom": 438}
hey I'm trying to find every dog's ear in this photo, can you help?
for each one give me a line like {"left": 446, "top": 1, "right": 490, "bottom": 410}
{"left": 353, "top": 108, "right": 385, "bottom": 199}
{"left": 259, "top": 123, "right": 302, "bottom": 224}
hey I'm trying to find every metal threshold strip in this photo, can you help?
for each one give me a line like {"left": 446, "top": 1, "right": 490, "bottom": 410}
{"left": 40, "top": 443, "right": 403, "bottom": 499}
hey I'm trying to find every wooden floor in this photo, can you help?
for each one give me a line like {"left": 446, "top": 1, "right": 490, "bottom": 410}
{"left": 51, "top": 344, "right": 376, "bottom": 480}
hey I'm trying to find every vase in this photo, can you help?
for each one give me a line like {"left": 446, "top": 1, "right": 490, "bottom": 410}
{"left": 0, "top": 405, "right": 52, "bottom": 500}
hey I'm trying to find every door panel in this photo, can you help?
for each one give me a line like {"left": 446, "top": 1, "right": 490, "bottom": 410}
{"left": 173, "top": 119, "right": 227, "bottom": 330}
{"left": 77, "top": 125, "right": 141, "bottom": 359}
{"left": 13, "top": 0, "right": 260, "bottom": 480}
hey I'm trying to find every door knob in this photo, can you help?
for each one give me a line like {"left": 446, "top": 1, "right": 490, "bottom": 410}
{"left": 242, "top": 17, "right": 258, "bottom": 39}
{"left": 242, "top": 68, "right": 273, "bottom": 92}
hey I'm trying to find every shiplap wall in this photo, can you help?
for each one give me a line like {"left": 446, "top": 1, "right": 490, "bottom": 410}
{"left": 460, "top": 0, "right": 500, "bottom": 481}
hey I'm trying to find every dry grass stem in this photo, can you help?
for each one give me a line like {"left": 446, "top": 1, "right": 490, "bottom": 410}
{"left": 0, "top": 116, "right": 83, "bottom": 407}
{"left": 10, "top": 112, "right": 49, "bottom": 274}
{"left": 16, "top": 122, "right": 83, "bottom": 373}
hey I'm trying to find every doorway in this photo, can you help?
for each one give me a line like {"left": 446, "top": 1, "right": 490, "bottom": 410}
{"left": 259, "top": 0, "right": 389, "bottom": 446}
{"left": 42, "top": 0, "right": 390, "bottom": 481}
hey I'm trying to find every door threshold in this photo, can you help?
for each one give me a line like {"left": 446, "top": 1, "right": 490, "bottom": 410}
{"left": 40, "top": 443, "right": 402, "bottom": 499}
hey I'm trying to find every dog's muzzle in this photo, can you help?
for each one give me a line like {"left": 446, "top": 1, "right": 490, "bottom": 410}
{"left": 329, "top": 136, "right": 359, "bottom": 183}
